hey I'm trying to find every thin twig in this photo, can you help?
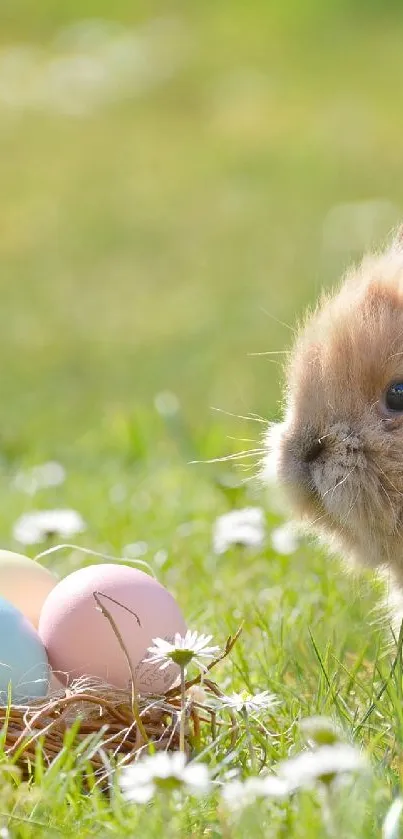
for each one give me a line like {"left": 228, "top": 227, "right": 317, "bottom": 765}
{"left": 179, "top": 664, "right": 186, "bottom": 753}
{"left": 93, "top": 592, "right": 148, "bottom": 744}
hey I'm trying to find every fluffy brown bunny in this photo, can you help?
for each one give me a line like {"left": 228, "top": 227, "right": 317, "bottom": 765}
{"left": 266, "top": 229, "right": 403, "bottom": 624}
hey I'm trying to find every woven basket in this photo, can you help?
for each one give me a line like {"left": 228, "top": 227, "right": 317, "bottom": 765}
{"left": 1, "top": 630, "right": 241, "bottom": 780}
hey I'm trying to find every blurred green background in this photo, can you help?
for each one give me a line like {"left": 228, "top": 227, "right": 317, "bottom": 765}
{"left": 1, "top": 0, "right": 403, "bottom": 448}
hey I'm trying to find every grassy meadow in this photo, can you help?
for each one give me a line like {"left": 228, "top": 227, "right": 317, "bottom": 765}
{"left": 1, "top": 1, "right": 403, "bottom": 836}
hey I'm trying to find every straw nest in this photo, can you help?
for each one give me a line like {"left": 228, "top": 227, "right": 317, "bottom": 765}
{"left": 0, "top": 628, "right": 241, "bottom": 780}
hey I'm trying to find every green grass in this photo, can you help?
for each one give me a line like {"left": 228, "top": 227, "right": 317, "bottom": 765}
{"left": 0, "top": 0, "right": 403, "bottom": 835}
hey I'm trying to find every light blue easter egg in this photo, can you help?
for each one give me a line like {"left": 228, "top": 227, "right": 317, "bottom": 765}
{"left": 0, "top": 596, "right": 49, "bottom": 704}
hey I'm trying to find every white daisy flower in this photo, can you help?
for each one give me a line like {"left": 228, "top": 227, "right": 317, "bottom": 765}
{"left": 144, "top": 630, "right": 220, "bottom": 670}
{"left": 13, "top": 461, "right": 66, "bottom": 495}
{"left": 222, "top": 775, "right": 288, "bottom": 812}
{"left": 270, "top": 522, "right": 300, "bottom": 555}
{"left": 219, "top": 690, "right": 278, "bottom": 716}
{"left": 13, "top": 509, "right": 86, "bottom": 545}
{"left": 120, "top": 752, "right": 211, "bottom": 803}
{"left": 278, "top": 744, "right": 369, "bottom": 790}
{"left": 213, "top": 507, "right": 265, "bottom": 555}
{"left": 300, "top": 716, "right": 341, "bottom": 747}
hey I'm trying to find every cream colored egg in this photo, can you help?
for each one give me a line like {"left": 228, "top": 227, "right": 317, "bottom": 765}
{"left": 0, "top": 550, "right": 57, "bottom": 628}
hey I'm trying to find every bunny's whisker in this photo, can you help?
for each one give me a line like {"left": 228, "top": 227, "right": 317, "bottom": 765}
{"left": 247, "top": 350, "right": 291, "bottom": 357}
{"left": 259, "top": 307, "right": 296, "bottom": 334}
{"left": 322, "top": 467, "right": 356, "bottom": 501}
{"left": 377, "top": 480, "right": 396, "bottom": 520}
{"left": 190, "top": 449, "right": 265, "bottom": 465}
{"left": 342, "top": 486, "right": 361, "bottom": 527}
{"left": 306, "top": 509, "right": 331, "bottom": 529}
{"left": 226, "top": 436, "right": 260, "bottom": 444}
{"left": 210, "top": 406, "right": 267, "bottom": 424}
{"left": 376, "top": 464, "right": 403, "bottom": 498}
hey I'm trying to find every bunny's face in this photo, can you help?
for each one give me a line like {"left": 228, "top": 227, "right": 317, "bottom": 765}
{"left": 268, "top": 245, "right": 403, "bottom": 571}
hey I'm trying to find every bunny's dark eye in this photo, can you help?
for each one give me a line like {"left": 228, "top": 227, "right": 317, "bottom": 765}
{"left": 385, "top": 382, "right": 403, "bottom": 412}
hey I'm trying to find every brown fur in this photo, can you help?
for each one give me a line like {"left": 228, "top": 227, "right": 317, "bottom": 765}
{"left": 266, "top": 232, "right": 403, "bottom": 614}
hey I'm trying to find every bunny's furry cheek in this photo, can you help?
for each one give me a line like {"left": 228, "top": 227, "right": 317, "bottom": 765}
{"left": 308, "top": 428, "right": 366, "bottom": 521}
{"left": 263, "top": 417, "right": 323, "bottom": 518}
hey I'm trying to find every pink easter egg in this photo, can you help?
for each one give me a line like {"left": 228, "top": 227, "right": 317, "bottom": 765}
{"left": 38, "top": 564, "right": 187, "bottom": 695}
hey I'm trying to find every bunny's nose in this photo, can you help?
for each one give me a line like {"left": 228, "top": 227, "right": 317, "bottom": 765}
{"left": 303, "top": 438, "right": 325, "bottom": 463}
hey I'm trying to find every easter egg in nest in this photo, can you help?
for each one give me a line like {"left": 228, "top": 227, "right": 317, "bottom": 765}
{"left": 0, "top": 549, "right": 57, "bottom": 628}
{"left": 38, "top": 564, "right": 187, "bottom": 694}
{"left": 0, "top": 596, "right": 49, "bottom": 703}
